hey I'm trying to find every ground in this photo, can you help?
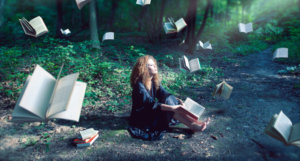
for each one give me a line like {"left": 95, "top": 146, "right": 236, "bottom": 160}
{"left": 0, "top": 37, "right": 300, "bottom": 161}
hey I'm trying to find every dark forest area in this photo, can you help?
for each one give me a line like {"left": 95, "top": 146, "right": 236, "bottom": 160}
{"left": 0, "top": 0, "right": 300, "bottom": 160}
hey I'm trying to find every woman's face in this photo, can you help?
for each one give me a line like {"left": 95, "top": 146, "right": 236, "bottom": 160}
{"left": 147, "top": 59, "right": 158, "bottom": 75}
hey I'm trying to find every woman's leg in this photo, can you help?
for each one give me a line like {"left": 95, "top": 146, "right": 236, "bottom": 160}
{"left": 173, "top": 113, "right": 210, "bottom": 132}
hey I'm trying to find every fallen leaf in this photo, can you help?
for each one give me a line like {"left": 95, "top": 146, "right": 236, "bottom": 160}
{"left": 160, "top": 149, "right": 164, "bottom": 154}
{"left": 211, "top": 145, "right": 214, "bottom": 149}
{"left": 173, "top": 134, "right": 185, "bottom": 140}
{"left": 200, "top": 141, "right": 204, "bottom": 144}
{"left": 141, "top": 144, "right": 148, "bottom": 149}
{"left": 182, "top": 152, "right": 187, "bottom": 155}
{"left": 205, "top": 148, "right": 208, "bottom": 151}
{"left": 211, "top": 115, "right": 215, "bottom": 118}
{"left": 211, "top": 135, "right": 218, "bottom": 140}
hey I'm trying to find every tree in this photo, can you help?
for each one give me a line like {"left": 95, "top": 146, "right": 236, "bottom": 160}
{"left": 157, "top": 0, "right": 167, "bottom": 39}
{"left": 55, "top": 0, "right": 63, "bottom": 38}
{"left": 106, "top": 0, "right": 119, "bottom": 31}
{"left": 186, "top": 0, "right": 211, "bottom": 54}
{"left": 185, "top": 0, "right": 197, "bottom": 44}
{"left": 89, "top": 0, "right": 101, "bottom": 49}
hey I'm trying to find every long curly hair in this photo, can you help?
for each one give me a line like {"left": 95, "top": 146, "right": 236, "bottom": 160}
{"left": 130, "top": 55, "right": 161, "bottom": 91}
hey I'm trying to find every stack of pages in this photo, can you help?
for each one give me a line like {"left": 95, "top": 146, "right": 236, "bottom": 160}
{"left": 75, "top": 128, "right": 99, "bottom": 147}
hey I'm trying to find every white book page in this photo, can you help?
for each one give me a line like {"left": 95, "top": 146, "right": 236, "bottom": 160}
{"left": 264, "top": 114, "right": 286, "bottom": 143}
{"left": 136, "top": 0, "right": 143, "bottom": 5}
{"left": 145, "top": 0, "right": 151, "bottom": 5}
{"left": 246, "top": 23, "right": 253, "bottom": 33}
{"left": 19, "top": 20, "right": 35, "bottom": 37}
{"left": 12, "top": 75, "right": 42, "bottom": 120}
{"left": 76, "top": 0, "right": 91, "bottom": 10}
{"left": 102, "top": 32, "right": 114, "bottom": 42}
{"left": 19, "top": 65, "right": 56, "bottom": 120}
{"left": 221, "top": 82, "right": 233, "bottom": 100}
{"left": 164, "top": 23, "right": 176, "bottom": 31}
{"left": 238, "top": 23, "right": 245, "bottom": 32}
{"left": 48, "top": 73, "right": 79, "bottom": 117}
{"left": 80, "top": 128, "right": 97, "bottom": 140}
{"left": 184, "top": 97, "right": 205, "bottom": 118}
{"left": 189, "top": 58, "right": 201, "bottom": 73}
{"left": 203, "top": 41, "right": 210, "bottom": 49}
{"left": 29, "top": 16, "right": 48, "bottom": 36}
{"left": 199, "top": 41, "right": 204, "bottom": 48}
{"left": 288, "top": 122, "right": 300, "bottom": 143}
{"left": 49, "top": 81, "right": 87, "bottom": 122}
{"left": 183, "top": 55, "right": 190, "bottom": 71}
{"left": 273, "top": 111, "right": 293, "bottom": 143}
{"left": 175, "top": 18, "right": 187, "bottom": 32}
{"left": 168, "top": 17, "right": 176, "bottom": 27}
{"left": 277, "top": 48, "right": 288, "bottom": 58}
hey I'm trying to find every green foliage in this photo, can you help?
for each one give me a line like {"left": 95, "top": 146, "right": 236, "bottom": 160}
{"left": 232, "top": 40, "right": 269, "bottom": 56}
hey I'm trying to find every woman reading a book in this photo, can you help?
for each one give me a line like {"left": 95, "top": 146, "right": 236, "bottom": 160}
{"left": 128, "top": 55, "right": 210, "bottom": 140}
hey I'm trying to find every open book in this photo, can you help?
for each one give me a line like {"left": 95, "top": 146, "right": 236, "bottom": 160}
{"left": 212, "top": 81, "right": 233, "bottom": 100}
{"left": 75, "top": 0, "right": 91, "bottom": 10}
{"left": 179, "top": 55, "right": 201, "bottom": 73}
{"left": 163, "top": 17, "right": 187, "bottom": 34}
{"left": 181, "top": 97, "right": 205, "bottom": 121}
{"left": 11, "top": 64, "right": 87, "bottom": 123}
{"left": 273, "top": 48, "right": 288, "bottom": 61}
{"left": 198, "top": 41, "right": 212, "bottom": 50}
{"left": 136, "top": 0, "right": 151, "bottom": 6}
{"left": 19, "top": 16, "right": 49, "bottom": 38}
{"left": 238, "top": 22, "right": 253, "bottom": 33}
{"left": 264, "top": 111, "right": 300, "bottom": 148}
{"left": 61, "top": 29, "right": 71, "bottom": 35}
{"left": 102, "top": 32, "right": 114, "bottom": 42}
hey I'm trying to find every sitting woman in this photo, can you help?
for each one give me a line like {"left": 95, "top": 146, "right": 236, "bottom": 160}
{"left": 128, "top": 55, "right": 210, "bottom": 141}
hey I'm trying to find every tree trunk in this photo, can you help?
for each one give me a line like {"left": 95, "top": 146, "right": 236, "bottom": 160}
{"left": 55, "top": 0, "right": 64, "bottom": 38}
{"left": 187, "top": 0, "right": 211, "bottom": 54}
{"left": 158, "top": 0, "right": 167, "bottom": 39}
{"left": 106, "top": 0, "right": 119, "bottom": 31}
{"left": 0, "top": 0, "right": 5, "bottom": 27}
{"left": 210, "top": 0, "right": 213, "bottom": 18}
{"left": 89, "top": 0, "right": 101, "bottom": 49}
{"left": 138, "top": 7, "right": 146, "bottom": 32}
{"left": 185, "top": 0, "right": 197, "bottom": 44}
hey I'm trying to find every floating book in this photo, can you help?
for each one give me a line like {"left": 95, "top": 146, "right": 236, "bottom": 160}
{"left": 163, "top": 17, "right": 187, "bottom": 34}
{"left": 179, "top": 55, "right": 201, "bottom": 73}
{"left": 238, "top": 22, "right": 253, "bottom": 33}
{"left": 75, "top": 130, "right": 99, "bottom": 143}
{"left": 80, "top": 128, "right": 98, "bottom": 140}
{"left": 102, "top": 32, "right": 114, "bottom": 42}
{"left": 264, "top": 111, "right": 300, "bottom": 148}
{"left": 212, "top": 81, "right": 233, "bottom": 100}
{"left": 19, "top": 16, "right": 49, "bottom": 38}
{"left": 11, "top": 64, "right": 87, "bottom": 123}
{"left": 181, "top": 97, "right": 205, "bottom": 121}
{"left": 77, "top": 134, "right": 99, "bottom": 147}
{"left": 273, "top": 48, "right": 288, "bottom": 61}
{"left": 136, "top": 0, "right": 151, "bottom": 6}
{"left": 75, "top": 0, "right": 91, "bottom": 10}
{"left": 60, "top": 29, "right": 71, "bottom": 35}
{"left": 198, "top": 41, "right": 212, "bottom": 50}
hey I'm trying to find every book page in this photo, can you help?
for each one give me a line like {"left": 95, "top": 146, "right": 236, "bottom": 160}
{"left": 164, "top": 22, "right": 176, "bottom": 31}
{"left": 19, "top": 65, "right": 56, "bottom": 120}
{"left": 175, "top": 18, "right": 187, "bottom": 32}
{"left": 76, "top": 0, "right": 91, "bottom": 10}
{"left": 199, "top": 41, "right": 204, "bottom": 48}
{"left": 145, "top": 0, "right": 151, "bottom": 5}
{"left": 102, "top": 32, "right": 114, "bottom": 42}
{"left": 136, "top": 0, "right": 143, "bottom": 5}
{"left": 11, "top": 75, "right": 43, "bottom": 121}
{"left": 288, "top": 122, "right": 300, "bottom": 143}
{"left": 19, "top": 20, "right": 35, "bottom": 37}
{"left": 277, "top": 48, "right": 288, "bottom": 58}
{"left": 168, "top": 17, "right": 176, "bottom": 28}
{"left": 21, "top": 18, "right": 35, "bottom": 33}
{"left": 221, "top": 81, "right": 233, "bottom": 100}
{"left": 212, "top": 82, "right": 223, "bottom": 97}
{"left": 273, "top": 111, "right": 293, "bottom": 143}
{"left": 49, "top": 81, "right": 87, "bottom": 122}
{"left": 245, "top": 23, "right": 253, "bottom": 33}
{"left": 238, "top": 23, "right": 245, "bottom": 32}
{"left": 189, "top": 58, "right": 201, "bottom": 73}
{"left": 47, "top": 73, "right": 79, "bottom": 117}
{"left": 264, "top": 114, "right": 286, "bottom": 143}
{"left": 29, "top": 16, "right": 48, "bottom": 36}
{"left": 183, "top": 55, "right": 190, "bottom": 71}
{"left": 183, "top": 97, "right": 205, "bottom": 119}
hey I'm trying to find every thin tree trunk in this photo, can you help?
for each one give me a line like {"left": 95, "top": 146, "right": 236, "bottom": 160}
{"left": 89, "top": 0, "right": 101, "bottom": 49}
{"left": 138, "top": 7, "right": 146, "bottom": 32}
{"left": 56, "top": 0, "right": 64, "bottom": 38}
{"left": 158, "top": 0, "right": 167, "bottom": 39}
{"left": 187, "top": 0, "right": 211, "bottom": 54}
{"left": 185, "top": 0, "right": 197, "bottom": 44}
{"left": 107, "top": 0, "right": 119, "bottom": 31}
{"left": 0, "top": 0, "right": 5, "bottom": 26}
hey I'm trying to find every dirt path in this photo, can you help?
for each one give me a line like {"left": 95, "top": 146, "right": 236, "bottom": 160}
{"left": 0, "top": 45, "right": 300, "bottom": 161}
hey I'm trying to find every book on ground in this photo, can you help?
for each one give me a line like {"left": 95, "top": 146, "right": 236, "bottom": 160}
{"left": 136, "top": 0, "right": 151, "bottom": 6}
{"left": 74, "top": 130, "right": 99, "bottom": 143}
{"left": 212, "top": 81, "right": 233, "bottom": 100}
{"left": 179, "top": 55, "right": 201, "bottom": 73}
{"left": 238, "top": 22, "right": 253, "bottom": 33}
{"left": 61, "top": 29, "right": 71, "bottom": 35}
{"left": 198, "top": 41, "right": 212, "bottom": 50}
{"left": 273, "top": 48, "right": 288, "bottom": 61}
{"left": 181, "top": 97, "right": 205, "bottom": 121}
{"left": 75, "top": 0, "right": 91, "bottom": 10}
{"left": 163, "top": 17, "right": 187, "bottom": 34}
{"left": 264, "top": 110, "right": 300, "bottom": 148}
{"left": 77, "top": 134, "right": 99, "bottom": 147}
{"left": 102, "top": 32, "right": 114, "bottom": 42}
{"left": 80, "top": 128, "right": 98, "bottom": 140}
{"left": 19, "top": 16, "right": 49, "bottom": 38}
{"left": 11, "top": 64, "right": 87, "bottom": 123}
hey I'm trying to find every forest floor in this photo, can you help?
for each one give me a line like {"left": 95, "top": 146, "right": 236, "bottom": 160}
{"left": 0, "top": 37, "right": 300, "bottom": 161}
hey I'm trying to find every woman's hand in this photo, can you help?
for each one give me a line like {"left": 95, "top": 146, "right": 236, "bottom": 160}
{"left": 171, "top": 105, "right": 188, "bottom": 115}
{"left": 175, "top": 97, "right": 184, "bottom": 106}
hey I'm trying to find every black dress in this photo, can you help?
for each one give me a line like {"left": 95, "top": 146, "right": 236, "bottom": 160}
{"left": 128, "top": 79, "right": 180, "bottom": 140}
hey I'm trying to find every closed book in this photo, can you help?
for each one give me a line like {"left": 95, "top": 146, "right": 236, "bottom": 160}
{"left": 76, "top": 134, "right": 99, "bottom": 147}
{"left": 80, "top": 128, "right": 98, "bottom": 140}
{"left": 74, "top": 131, "right": 98, "bottom": 143}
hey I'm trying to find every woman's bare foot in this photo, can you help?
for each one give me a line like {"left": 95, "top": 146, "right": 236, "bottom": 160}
{"left": 205, "top": 117, "right": 211, "bottom": 125}
{"left": 191, "top": 122, "right": 207, "bottom": 133}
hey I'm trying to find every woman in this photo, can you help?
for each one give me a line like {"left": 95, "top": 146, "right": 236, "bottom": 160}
{"left": 128, "top": 55, "right": 210, "bottom": 140}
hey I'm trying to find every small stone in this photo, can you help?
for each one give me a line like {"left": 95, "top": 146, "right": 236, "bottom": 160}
{"left": 32, "top": 122, "right": 41, "bottom": 127}
{"left": 141, "top": 144, "right": 148, "bottom": 149}
{"left": 211, "top": 145, "right": 214, "bottom": 149}
{"left": 35, "top": 155, "right": 40, "bottom": 159}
